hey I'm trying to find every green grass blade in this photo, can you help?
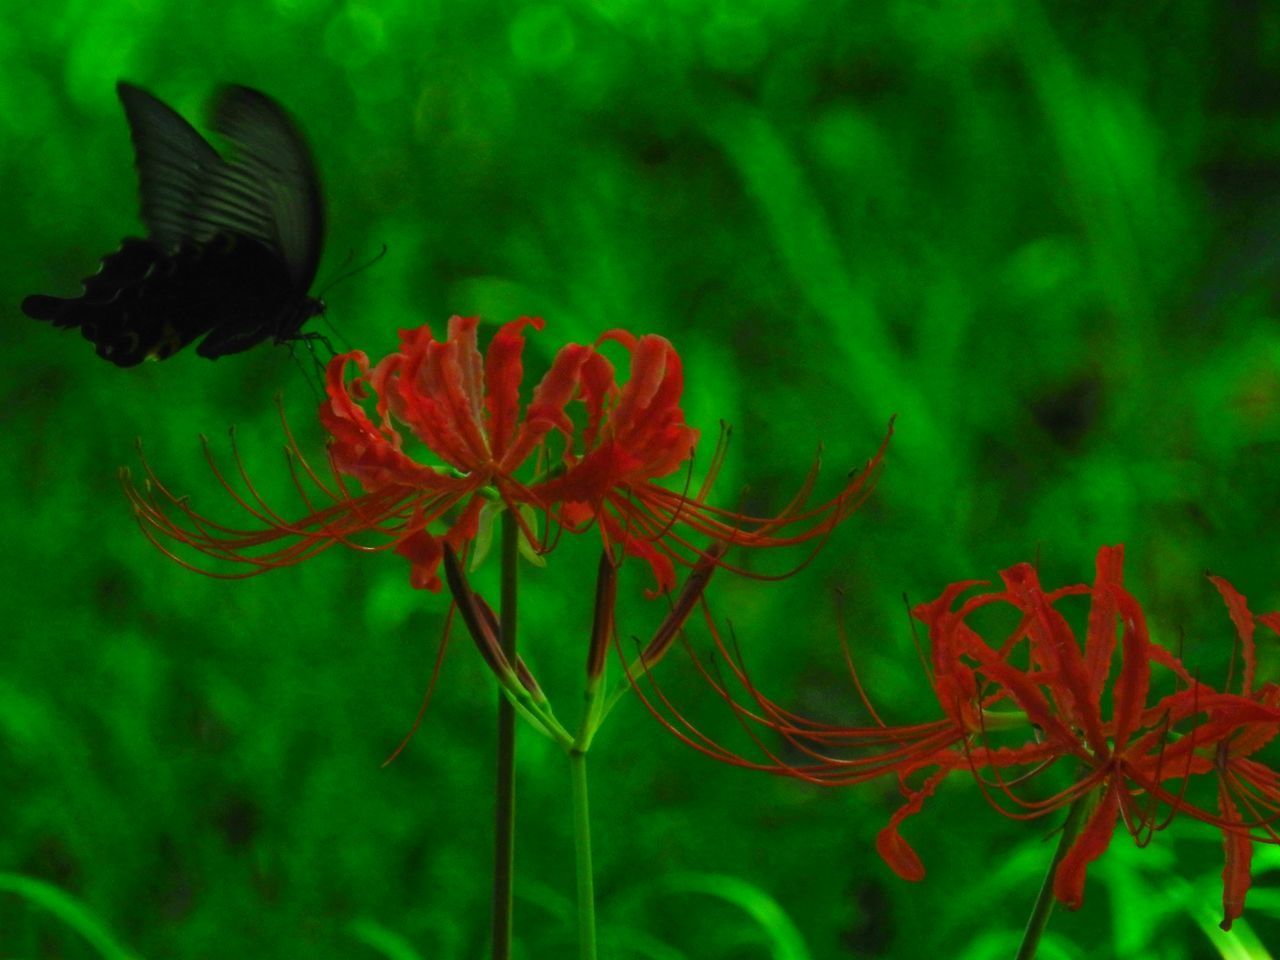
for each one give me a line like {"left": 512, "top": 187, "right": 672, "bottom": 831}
{"left": 651, "top": 872, "right": 811, "bottom": 960}
{"left": 346, "top": 918, "right": 427, "bottom": 960}
{"left": 0, "top": 872, "right": 139, "bottom": 960}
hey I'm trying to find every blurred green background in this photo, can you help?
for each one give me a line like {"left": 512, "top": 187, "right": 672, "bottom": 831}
{"left": 6, "top": 0, "right": 1280, "bottom": 957}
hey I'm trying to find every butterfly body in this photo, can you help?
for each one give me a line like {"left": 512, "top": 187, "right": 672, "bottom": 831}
{"left": 22, "top": 83, "right": 325, "bottom": 364}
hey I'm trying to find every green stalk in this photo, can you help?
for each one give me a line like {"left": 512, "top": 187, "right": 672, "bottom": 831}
{"left": 1015, "top": 793, "right": 1093, "bottom": 960}
{"left": 568, "top": 747, "right": 598, "bottom": 960}
{"left": 492, "top": 511, "right": 520, "bottom": 960}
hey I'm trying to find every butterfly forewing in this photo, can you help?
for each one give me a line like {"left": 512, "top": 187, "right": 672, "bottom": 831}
{"left": 115, "top": 83, "right": 224, "bottom": 250}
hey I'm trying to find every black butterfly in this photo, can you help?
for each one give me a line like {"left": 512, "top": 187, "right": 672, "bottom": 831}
{"left": 22, "top": 82, "right": 325, "bottom": 366}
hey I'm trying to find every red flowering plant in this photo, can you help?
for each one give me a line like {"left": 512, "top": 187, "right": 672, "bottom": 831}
{"left": 122, "top": 315, "right": 892, "bottom": 960}
{"left": 634, "top": 544, "right": 1280, "bottom": 953}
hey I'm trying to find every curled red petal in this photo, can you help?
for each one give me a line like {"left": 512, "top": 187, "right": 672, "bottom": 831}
{"left": 608, "top": 335, "right": 697, "bottom": 480}
{"left": 392, "top": 495, "right": 486, "bottom": 591}
{"left": 394, "top": 508, "right": 446, "bottom": 592}
{"left": 875, "top": 826, "right": 925, "bottom": 883}
{"left": 499, "top": 342, "right": 594, "bottom": 473}
{"left": 321, "top": 351, "right": 442, "bottom": 490}
{"left": 580, "top": 350, "right": 618, "bottom": 450}
{"left": 875, "top": 769, "right": 950, "bottom": 882}
{"left": 598, "top": 508, "right": 676, "bottom": 597}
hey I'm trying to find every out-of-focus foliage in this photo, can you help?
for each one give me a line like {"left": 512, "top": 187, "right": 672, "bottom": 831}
{"left": 5, "top": 1, "right": 1280, "bottom": 957}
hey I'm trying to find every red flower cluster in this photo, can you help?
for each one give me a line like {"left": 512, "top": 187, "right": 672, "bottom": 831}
{"left": 644, "top": 545, "right": 1280, "bottom": 930}
{"left": 318, "top": 316, "right": 706, "bottom": 590}
{"left": 125, "top": 317, "right": 889, "bottom": 594}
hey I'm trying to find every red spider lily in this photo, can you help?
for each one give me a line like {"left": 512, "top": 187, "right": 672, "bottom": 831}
{"left": 123, "top": 316, "right": 891, "bottom": 594}
{"left": 632, "top": 544, "right": 1280, "bottom": 930}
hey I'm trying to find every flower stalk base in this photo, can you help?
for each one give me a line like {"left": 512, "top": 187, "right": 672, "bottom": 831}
{"left": 569, "top": 748, "right": 598, "bottom": 960}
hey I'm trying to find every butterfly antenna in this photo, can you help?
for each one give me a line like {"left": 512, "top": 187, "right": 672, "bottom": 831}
{"left": 310, "top": 244, "right": 387, "bottom": 355}
{"left": 316, "top": 243, "right": 388, "bottom": 299}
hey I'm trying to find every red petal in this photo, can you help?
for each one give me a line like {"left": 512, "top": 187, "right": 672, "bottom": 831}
{"left": 1218, "top": 782, "right": 1253, "bottom": 930}
{"left": 580, "top": 351, "right": 617, "bottom": 450}
{"left": 484, "top": 317, "right": 543, "bottom": 460}
{"left": 432, "top": 323, "right": 493, "bottom": 464}
{"left": 447, "top": 315, "right": 486, "bottom": 423}
{"left": 1083, "top": 545, "right": 1123, "bottom": 701}
{"left": 1211, "top": 575, "right": 1257, "bottom": 694}
{"left": 1110, "top": 589, "right": 1151, "bottom": 751}
{"left": 1004, "top": 564, "right": 1108, "bottom": 756}
{"left": 1053, "top": 789, "right": 1119, "bottom": 910}
{"left": 910, "top": 580, "right": 989, "bottom": 630}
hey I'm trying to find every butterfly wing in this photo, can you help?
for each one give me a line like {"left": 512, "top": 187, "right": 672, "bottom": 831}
{"left": 209, "top": 85, "right": 325, "bottom": 292}
{"left": 115, "top": 83, "right": 225, "bottom": 250}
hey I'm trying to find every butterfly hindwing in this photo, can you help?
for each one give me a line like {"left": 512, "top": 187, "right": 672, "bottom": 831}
{"left": 23, "top": 82, "right": 326, "bottom": 363}
{"left": 24, "top": 239, "right": 208, "bottom": 366}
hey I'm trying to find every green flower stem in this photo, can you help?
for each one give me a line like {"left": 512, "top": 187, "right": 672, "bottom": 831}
{"left": 567, "top": 674, "right": 606, "bottom": 960}
{"left": 1015, "top": 793, "right": 1093, "bottom": 960}
{"left": 492, "top": 510, "right": 520, "bottom": 960}
{"left": 568, "top": 746, "right": 598, "bottom": 960}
